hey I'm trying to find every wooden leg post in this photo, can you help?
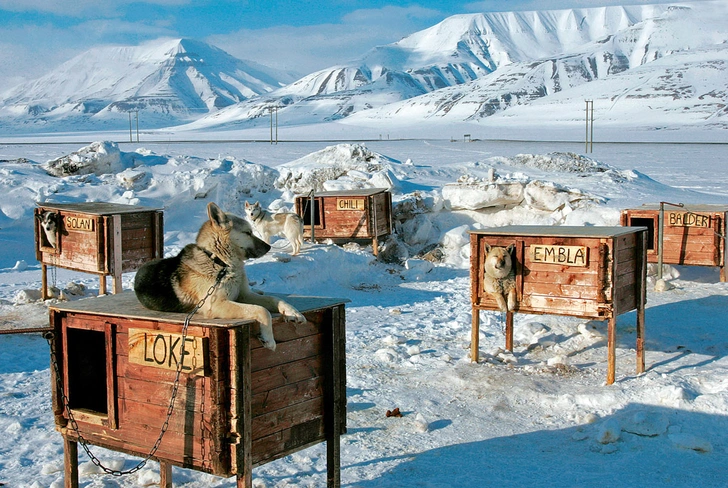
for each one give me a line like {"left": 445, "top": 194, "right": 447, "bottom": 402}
{"left": 42, "top": 263, "right": 49, "bottom": 300}
{"left": 112, "top": 273, "right": 123, "bottom": 294}
{"left": 160, "top": 461, "right": 173, "bottom": 488}
{"left": 607, "top": 317, "right": 617, "bottom": 385}
{"left": 471, "top": 308, "right": 479, "bottom": 362}
{"left": 326, "top": 307, "right": 344, "bottom": 487}
{"left": 233, "top": 326, "right": 253, "bottom": 488}
{"left": 64, "top": 438, "right": 79, "bottom": 488}
{"left": 636, "top": 305, "right": 645, "bottom": 375}
{"left": 99, "top": 275, "right": 107, "bottom": 296}
{"left": 505, "top": 312, "right": 514, "bottom": 352}
{"left": 636, "top": 229, "right": 647, "bottom": 375}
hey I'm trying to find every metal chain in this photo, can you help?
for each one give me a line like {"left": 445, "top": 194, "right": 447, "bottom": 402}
{"left": 199, "top": 374, "right": 207, "bottom": 470}
{"left": 46, "top": 267, "right": 227, "bottom": 477}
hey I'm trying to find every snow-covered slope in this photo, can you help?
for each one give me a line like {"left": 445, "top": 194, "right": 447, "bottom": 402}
{"left": 0, "top": 38, "right": 292, "bottom": 132}
{"left": 2, "top": 2, "right": 727, "bottom": 136}
{"left": 185, "top": 1, "right": 728, "bottom": 134}
{"left": 345, "top": 2, "right": 728, "bottom": 131}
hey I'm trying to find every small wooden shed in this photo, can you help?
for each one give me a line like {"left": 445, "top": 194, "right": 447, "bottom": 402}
{"left": 470, "top": 225, "right": 648, "bottom": 385}
{"left": 35, "top": 202, "right": 163, "bottom": 298}
{"left": 48, "top": 292, "right": 347, "bottom": 488}
{"left": 621, "top": 204, "right": 728, "bottom": 281}
{"left": 294, "top": 189, "right": 392, "bottom": 254}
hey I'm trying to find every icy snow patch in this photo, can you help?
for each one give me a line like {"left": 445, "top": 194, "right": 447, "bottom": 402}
{"left": 44, "top": 141, "right": 127, "bottom": 176}
{"left": 275, "top": 143, "right": 401, "bottom": 193}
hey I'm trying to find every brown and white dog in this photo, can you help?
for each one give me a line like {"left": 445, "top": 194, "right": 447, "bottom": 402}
{"left": 482, "top": 243, "right": 517, "bottom": 312}
{"left": 134, "top": 202, "right": 305, "bottom": 350}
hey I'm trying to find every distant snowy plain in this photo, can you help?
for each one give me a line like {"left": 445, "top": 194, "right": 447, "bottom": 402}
{"left": 1, "top": 135, "right": 727, "bottom": 487}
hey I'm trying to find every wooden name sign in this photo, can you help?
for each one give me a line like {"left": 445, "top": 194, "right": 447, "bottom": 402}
{"left": 336, "top": 198, "right": 365, "bottom": 211}
{"left": 65, "top": 215, "right": 95, "bottom": 232}
{"left": 667, "top": 211, "right": 711, "bottom": 228}
{"left": 530, "top": 244, "right": 588, "bottom": 267}
{"left": 128, "top": 328, "right": 207, "bottom": 376}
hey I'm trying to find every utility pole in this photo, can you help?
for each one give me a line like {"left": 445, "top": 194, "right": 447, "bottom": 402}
{"left": 585, "top": 100, "right": 594, "bottom": 153}
{"left": 129, "top": 112, "right": 133, "bottom": 142}
{"left": 135, "top": 110, "right": 140, "bottom": 142}
{"left": 269, "top": 106, "right": 278, "bottom": 144}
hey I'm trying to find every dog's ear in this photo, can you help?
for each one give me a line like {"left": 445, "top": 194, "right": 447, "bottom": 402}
{"left": 507, "top": 243, "right": 515, "bottom": 253}
{"left": 483, "top": 243, "right": 491, "bottom": 253}
{"left": 207, "top": 202, "right": 232, "bottom": 230}
{"left": 245, "top": 201, "right": 250, "bottom": 209}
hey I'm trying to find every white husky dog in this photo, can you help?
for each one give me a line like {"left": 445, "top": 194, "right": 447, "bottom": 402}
{"left": 244, "top": 201, "right": 304, "bottom": 255}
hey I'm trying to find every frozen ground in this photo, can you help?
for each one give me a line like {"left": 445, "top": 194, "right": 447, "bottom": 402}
{"left": 1, "top": 137, "right": 727, "bottom": 487}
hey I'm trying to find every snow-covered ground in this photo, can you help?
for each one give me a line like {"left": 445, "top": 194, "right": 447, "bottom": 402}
{"left": 1, "top": 137, "right": 727, "bottom": 487}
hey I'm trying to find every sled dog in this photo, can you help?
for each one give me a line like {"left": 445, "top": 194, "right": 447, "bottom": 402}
{"left": 37, "top": 211, "right": 60, "bottom": 248}
{"left": 134, "top": 202, "right": 305, "bottom": 351}
{"left": 482, "top": 243, "right": 517, "bottom": 312}
{"left": 244, "top": 201, "right": 304, "bottom": 255}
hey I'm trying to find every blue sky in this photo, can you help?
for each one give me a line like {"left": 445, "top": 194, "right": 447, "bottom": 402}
{"left": 0, "top": 0, "right": 679, "bottom": 93}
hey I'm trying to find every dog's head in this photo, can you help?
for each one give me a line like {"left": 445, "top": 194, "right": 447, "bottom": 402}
{"left": 483, "top": 243, "right": 515, "bottom": 279}
{"left": 37, "top": 211, "right": 60, "bottom": 248}
{"left": 244, "top": 201, "right": 262, "bottom": 220}
{"left": 200, "top": 202, "right": 270, "bottom": 262}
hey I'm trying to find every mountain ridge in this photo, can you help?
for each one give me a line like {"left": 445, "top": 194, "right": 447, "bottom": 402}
{"left": 1, "top": 2, "right": 726, "bottom": 135}
{"left": 0, "top": 38, "right": 292, "bottom": 131}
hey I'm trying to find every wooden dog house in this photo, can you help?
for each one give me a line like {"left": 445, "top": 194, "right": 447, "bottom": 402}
{"left": 294, "top": 189, "right": 392, "bottom": 254}
{"left": 48, "top": 292, "right": 347, "bottom": 488}
{"left": 621, "top": 204, "right": 728, "bottom": 281}
{"left": 35, "top": 203, "right": 163, "bottom": 298}
{"left": 470, "top": 226, "right": 648, "bottom": 385}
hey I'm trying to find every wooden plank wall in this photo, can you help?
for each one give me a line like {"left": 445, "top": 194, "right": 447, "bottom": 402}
{"left": 56, "top": 304, "right": 346, "bottom": 479}
{"left": 297, "top": 193, "right": 391, "bottom": 239}
{"left": 248, "top": 310, "right": 331, "bottom": 467}
{"left": 623, "top": 209, "right": 723, "bottom": 266}
{"left": 520, "top": 236, "right": 608, "bottom": 317}
{"left": 118, "top": 211, "right": 164, "bottom": 273}
{"left": 472, "top": 234, "right": 645, "bottom": 319}
{"left": 37, "top": 208, "right": 163, "bottom": 275}
{"left": 371, "top": 193, "right": 392, "bottom": 237}
{"left": 61, "top": 313, "right": 228, "bottom": 475}
{"left": 613, "top": 232, "right": 642, "bottom": 315}
{"left": 48, "top": 212, "right": 105, "bottom": 273}
{"left": 320, "top": 198, "right": 369, "bottom": 239}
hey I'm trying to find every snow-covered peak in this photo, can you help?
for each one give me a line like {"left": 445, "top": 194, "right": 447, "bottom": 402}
{"left": 0, "top": 38, "right": 292, "bottom": 130}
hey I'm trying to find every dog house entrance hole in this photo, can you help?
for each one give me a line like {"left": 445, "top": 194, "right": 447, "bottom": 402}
{"left": 67, "top": 328, "right": 108, "bottom": 414}
{"left": 302, "top": 197, "right": 322, "bottom": 226}
{"left": 629, "top": 217, "right": 656, "bottom": 250}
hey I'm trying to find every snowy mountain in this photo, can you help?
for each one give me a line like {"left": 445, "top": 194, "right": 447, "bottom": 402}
{"left": 184, "top": 1, "right": 728, "bottom": 134}
{"left": 0, "top": 38, "right": 293, "bottom": 132}
{"left": 1, "top": 2, "right": 727, "bottom": 136}
{"left": 345, "top": 2, "right": 728, "bottom": 130}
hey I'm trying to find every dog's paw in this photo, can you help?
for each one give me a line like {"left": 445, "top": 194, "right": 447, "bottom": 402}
{"left": 279, "top": 303, "right": 306, "bottom": 323}
{"left": 259, "top": 336, "right": 277, "bottom": 351}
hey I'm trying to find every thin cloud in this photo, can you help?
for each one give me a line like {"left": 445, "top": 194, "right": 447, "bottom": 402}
{"left": 0, "top": 0, "right": 189, "bottom": 16}
{"left": 209, "top": 5, "right": 446, "bottom": 76}
{"left": 464, "top": 0, "right": 682, "bottom": 13}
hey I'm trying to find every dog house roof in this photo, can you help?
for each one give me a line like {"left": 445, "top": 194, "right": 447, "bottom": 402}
{"left": 630, "top": 204, "right": 728, "bottom": 212}
{"left": 469, "top": 225, "right": 647, "bottom": 238}
{"left": 50, "top": 291, "right": 349, "bottom": 328}
{"left": 305, "top": 188, "right": 389, "bottom": 197}
{"left": 36, "top": 202, "right": 162, "bottom": 214}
